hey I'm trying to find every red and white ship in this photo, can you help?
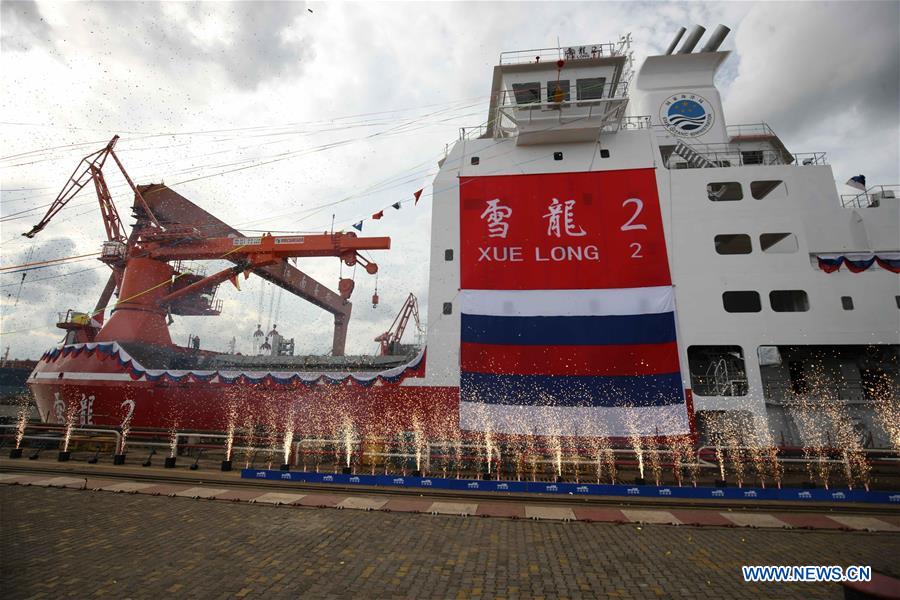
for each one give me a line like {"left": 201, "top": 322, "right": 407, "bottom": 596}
{"left": 26, "top": 25, "right": 900, "bottom": 447}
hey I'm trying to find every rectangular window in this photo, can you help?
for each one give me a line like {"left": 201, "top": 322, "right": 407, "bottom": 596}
{"left": 741, "top": 150, "right": 764, "bottom": 165}
{"left": 714, "top": 234, "right": 752, "bottom": 255}
{"left": 512, "top": 82, "right": 541, "bottom": 105}
{"left": 760, "top": 233, "right": 798, "bottom": 253}
{"left": 687, "top": 346, "right": 749, "bottom": 396}
{"left": 444, "top": 249, "right": 454, "bottom": 261}
{"left": 442, "top": 302, "right": 453, "bottom": 315}
{"left": 708, "top": 182, "right": 743, "bottom": 202}
{"left": 723, "top": 291, "right": 761, "bottom": 313}
{"left": 546, "top": 80, "right": 570, "bottom": 103}
{"left": 841, "top": 296, "right": 854, "bottom": 310}
{"left": 770, "top": 290, "right": 809, "bottom": 312}
{"left": 751, "top": 180, "right": 784, "bottom": 200}
{"left": 576, "top": 77, "right": 606, "bottom": 101}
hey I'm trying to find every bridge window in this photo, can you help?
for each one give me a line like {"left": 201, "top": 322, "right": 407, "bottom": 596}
{"left": 770, "top": 290, "right": 809, "bottom": 312}
{"left": 723, "top": 291, "right": 761, "bottom": 313}
{"left": 442, "top": 302, "right": 453, "bottom": 315}
{"left": 512, "top": 82, "right": 541, "bottom": 105}
{"left": 760, "top": 233, "right": 798, "bottom": 253}
{"left": 546, "top": 80, "right": 570, "bottom": 103}
{"left": 751, "top": 180, "right": 784, "bottom": 200}
{"left": 444, "top": 249, "right": 454, "bottom": 261}
{"left": 841, "top": 296, "right": 854, "bottom": 310}
{"left": 708, "top": 182, "right": 743, "bottom": 202}
{"left": 741, "top": 150, "right": 764, "bottom": 165}
{"left": 714, "top": 234, "right": 752, "bottom": 255}
{"left": 687, "top": 345, "right": 749, "bottom": 396}
{"left": 576, "top": 77, "right": 606, "bottom": 101}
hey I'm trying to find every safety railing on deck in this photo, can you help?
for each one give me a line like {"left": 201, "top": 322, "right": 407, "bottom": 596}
{"left": 498, "top": 81, "right": 629, "bottom": 110}
{"left": 620, "top": 115, "right": 651, "bottom": 130}
{"left": 499, "top": 42, "right": 621, "bottom": 65}
{"left": 840, "top": 184, "right": 899, "bottom": 208}
{"left": 668, "top": 142, "right": 827, "bottom": 169}
{"left": 459, "top": 123, "right": 489, "bottom": 141}
{"left": 726, "top": 123, "right": 777, "bottom": 138}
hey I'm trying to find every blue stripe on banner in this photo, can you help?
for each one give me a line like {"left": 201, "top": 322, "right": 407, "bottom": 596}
{"left": 461, "top": 312, "right": 676, "bottom": 346}
{"left": 460, "top": 371, "right": 684, "bottom": 407}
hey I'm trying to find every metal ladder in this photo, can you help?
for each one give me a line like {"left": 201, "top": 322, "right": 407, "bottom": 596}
{"left": 672, "top": 139, "right": 716, "bottom": 169}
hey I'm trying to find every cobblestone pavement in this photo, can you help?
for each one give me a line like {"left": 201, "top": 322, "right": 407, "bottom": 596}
{"left": 1, "top": 486, "right": 897, "bottom": 599}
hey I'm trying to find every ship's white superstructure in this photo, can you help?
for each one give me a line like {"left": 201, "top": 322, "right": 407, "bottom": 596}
{"left": 420, "top": 25, "right": 899, "bottom": 446}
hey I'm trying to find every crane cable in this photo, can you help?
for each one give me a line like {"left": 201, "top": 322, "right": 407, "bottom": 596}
{"left": 0, "top": 245, "right": 245, "bottom": 336}
{"left": 0, "top": 251, "right": 102, "bottom": 273}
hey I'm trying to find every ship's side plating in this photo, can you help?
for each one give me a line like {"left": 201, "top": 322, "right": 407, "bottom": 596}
{"left": 422, "top": 29, "right": 899, "bottom": 446}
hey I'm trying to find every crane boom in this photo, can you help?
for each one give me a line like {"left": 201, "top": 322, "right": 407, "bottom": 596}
{"left": 375, "top": 293, "right": 422, "bottom": 356}
{"left": 23, "top": 135, "right": 159, "bottom": 240}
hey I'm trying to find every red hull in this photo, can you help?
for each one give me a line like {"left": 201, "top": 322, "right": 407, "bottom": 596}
{"left": 28, "top": 344, "right": 460, "bottom": 437}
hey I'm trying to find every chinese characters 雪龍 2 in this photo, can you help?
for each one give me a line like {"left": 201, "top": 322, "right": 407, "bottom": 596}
{"left": 544, "top": 198, "right": 586, "bottom": 238}
{"left": 479, "top": 199, "right": 513, "bottom": 238}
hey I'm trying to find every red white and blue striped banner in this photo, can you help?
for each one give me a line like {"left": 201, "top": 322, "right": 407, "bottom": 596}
{"left": 458, "top": 170, "right": 689, "bottom": 437}
{"left": 816, "top": 252, "right": 900, "bottom": 274}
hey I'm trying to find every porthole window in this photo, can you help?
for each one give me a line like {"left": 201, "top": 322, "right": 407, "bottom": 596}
{"left": 770, "top": 290, "right": 809, "bottom": 312}
{"left": 760, "top": 233, "right": 798, "bottom": 253}
{"left": 723, "top": 291, "right": 761, "bottom": 313}
{"left": 714, "top": 234, "right": 752, "bottom": 255}
{"left": 708, "top": 182, "right": 743, "bottom": 202}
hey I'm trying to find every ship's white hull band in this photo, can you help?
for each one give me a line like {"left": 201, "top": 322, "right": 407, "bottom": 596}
{"left": 34, "top": 372, "right": 134, "bottom": 381}
{"left": 459, "top": 286, "right": 675, "bottom": 317}
{"left": 458, "top": 401, "right": 691, "bottom": 437}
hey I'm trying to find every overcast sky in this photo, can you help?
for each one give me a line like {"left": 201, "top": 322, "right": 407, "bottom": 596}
{"left": 1, "top": 0, "right": 898, "bottom": 360}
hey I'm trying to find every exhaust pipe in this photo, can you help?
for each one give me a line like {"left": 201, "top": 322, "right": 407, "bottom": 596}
{"left": 676, "top": 25, "right": 706, "bottom": 54}
{"left": 664, "top": 27, "right": 687, "bottom": 55}
{"left": 700, "top": 24, "right": 731, "bottom": 52}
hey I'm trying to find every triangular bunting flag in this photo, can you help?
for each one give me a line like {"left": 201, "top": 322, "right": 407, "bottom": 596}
{"left": 352, "top": 221, "right": 363, "bottom": 231}
{"left": 413, "top": 188, "right": 423, "bottom": 205}
{"left": 372, "top": 210, "right": 384, "bottom": 220}
{"left": 392, "top": 202, "right": 401, "bottom": 210}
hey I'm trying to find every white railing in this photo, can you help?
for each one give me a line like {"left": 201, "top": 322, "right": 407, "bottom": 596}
{"left": 726, "top": 123, "right": 777, "bottom": 138}
{"left": 840, "top": 184, "right": 899, "bottom": 208}
{"left": 499, "top": 42, "right": 620, "bottom": 66}
{"left": 667, "top": 141, "right": 827, "bottom": 169}
{"left": 499, "top": 81, "right": 629, "bottom": 110}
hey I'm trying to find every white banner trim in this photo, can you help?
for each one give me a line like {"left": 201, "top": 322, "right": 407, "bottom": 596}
{"left": 459, "top": 286, "right": 675, "bottom": 317}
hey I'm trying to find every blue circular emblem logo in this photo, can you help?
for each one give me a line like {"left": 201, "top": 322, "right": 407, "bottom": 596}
{"left": 659, "top": 94, "right": 714, "bottom": 137}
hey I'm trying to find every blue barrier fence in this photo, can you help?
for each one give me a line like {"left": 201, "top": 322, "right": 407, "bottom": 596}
{"left": 241, "top": 469, "right": 900, "bottom": 504}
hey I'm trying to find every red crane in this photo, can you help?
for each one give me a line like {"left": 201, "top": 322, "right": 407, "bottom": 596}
{"left": 23, "top": 136, "right": 391, "bottom": 352}
{"left": 374, "top": 293, "right": 422, "bottom": 356}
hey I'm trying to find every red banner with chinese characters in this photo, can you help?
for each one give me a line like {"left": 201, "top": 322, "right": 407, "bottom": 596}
{"left": 459, "top": 170, "right": 671, "bottom": 290}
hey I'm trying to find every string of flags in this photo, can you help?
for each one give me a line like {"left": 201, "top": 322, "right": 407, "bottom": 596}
{"left": 352, "top": 188, "right": 424, "bottom": 232}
